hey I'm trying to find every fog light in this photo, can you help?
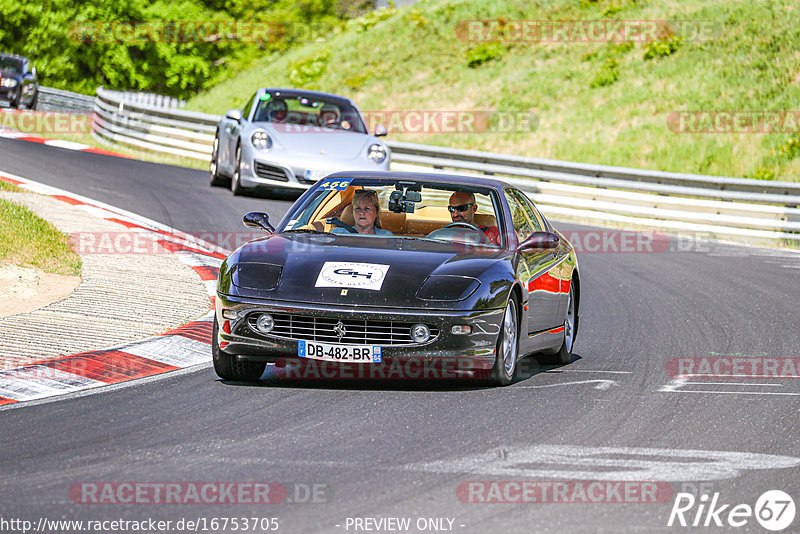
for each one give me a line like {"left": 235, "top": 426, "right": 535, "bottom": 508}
{"left": 256, "top": 314, "right": 274, "bottom": 334}
{"left": 410, "top": 323, "right": 431, "bottom": 343}
{"left": 451, "top": 325, "right": 472, "bottom": 335}
{"left": 222, "top": 309, "right": 237, "bottom": 320}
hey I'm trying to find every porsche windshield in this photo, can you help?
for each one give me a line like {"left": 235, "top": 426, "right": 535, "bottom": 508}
{"left": 282, "top": 178, "right": 503, "bottom": 248}
{"left": 252, "top": 93, "right": 367, "bottom": 134}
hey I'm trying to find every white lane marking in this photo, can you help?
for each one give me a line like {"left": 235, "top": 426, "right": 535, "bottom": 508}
{"left": 44, "top": 139, "right": 91, "bottom": 151}
{"left": 663, "top": 390, "right": 800, "bottom": 396}
{"left": 124, "top": 335, "right": 211, "bottom": 367}
{"left": 0, "top": 361, "right": 213, "bottom": 412}
{"left": 689, "top": 381, "right": 783, "bottom": 387}
{"left": 547, "top": 369, "right": 633, "bottom": 374}
{"left": 0, "top": 366, "right": 104, "bottom": 401}
{"left": 659, "top": 378, "right": 799, "bottom": 396}
{"left": 517, "top": 379, "right": 618, "bottom": 390}
{"left": 405, "top": 445, "right": 800, "bottom": 482}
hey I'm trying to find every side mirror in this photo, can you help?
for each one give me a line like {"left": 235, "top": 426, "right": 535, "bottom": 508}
{"left": 243, "top": 212, "right": 274, "bottom": 233}
{"left": 225, "top": 109, "right": 243, "bottom": 123}
{"left": 518, "top": 231, "right": 560, "bottom": 251}
{"left": 374, "top": 124, "right": 387, "bottom": 137}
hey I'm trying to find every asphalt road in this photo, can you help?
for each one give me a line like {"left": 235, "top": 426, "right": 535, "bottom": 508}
{"left": 1, "top": 137, "right": 799, "bottom": 534}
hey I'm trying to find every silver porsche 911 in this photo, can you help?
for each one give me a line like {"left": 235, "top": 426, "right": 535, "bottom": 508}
{"left": 209, "top": 88, "right": 391, "bottom": 195}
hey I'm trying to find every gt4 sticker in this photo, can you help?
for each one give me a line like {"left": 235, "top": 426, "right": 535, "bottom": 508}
{"left": 318, "top": 178, "right": 352, "bottom": 190}
{"left": 315, "top": 262, "right": 390, "bottom": 291}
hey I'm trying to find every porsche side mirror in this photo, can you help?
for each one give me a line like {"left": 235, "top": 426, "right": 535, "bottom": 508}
{"left": 243, "top": 212, "right": 274, "bottom": 233}
{"left": 225, "top": 109, "right": 243, "bottom": 123}
{"left": 518, "top": 231, "right": 560, "bottom": 251}
{"left": 374, "top": 124, "right": 387, "bottom": 137}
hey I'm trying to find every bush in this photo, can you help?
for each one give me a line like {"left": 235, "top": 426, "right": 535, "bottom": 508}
{"left": 590, "top": 57, "right": 619, "bottom": 87}
{"left": 466, "top": 43, "right": 504, "bottom": 68}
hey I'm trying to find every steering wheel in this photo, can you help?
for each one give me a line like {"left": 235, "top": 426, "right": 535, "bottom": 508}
{"left": 428, "top": 222, "right": 492, "bottom": 245}
{"left": 325, "top": 217, "right": 357, "bottom": 234}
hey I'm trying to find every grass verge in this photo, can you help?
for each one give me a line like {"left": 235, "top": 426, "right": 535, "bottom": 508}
{"left": 0, "top": 197, "right": 82, "bottom": 276}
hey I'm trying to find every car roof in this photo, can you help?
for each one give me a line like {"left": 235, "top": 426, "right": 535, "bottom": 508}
{"left": 256, "top": 88, "right": 357, "bottom": 107}
{"left": 323, "top": 170, "right": 514, "bottom": 191}
{"left": 0, "top": 53, "right": 26, "bottom": 61}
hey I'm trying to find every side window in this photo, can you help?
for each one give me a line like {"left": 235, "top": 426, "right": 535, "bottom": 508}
{"left": 504, "top": 190, "right": 535, "bottom": 243}
{"left": 515, "top": 191, "right": 546, "bottom": 232}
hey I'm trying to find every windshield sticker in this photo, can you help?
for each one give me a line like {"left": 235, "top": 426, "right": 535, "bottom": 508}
{"left": 315, "top": 262, "right": 390, "bottom": 291}
{"left": 284, "top": 219, "right": 299, "bottom": 230}
{"left": 318, "top": 178, "right": 353, "bottom": 190}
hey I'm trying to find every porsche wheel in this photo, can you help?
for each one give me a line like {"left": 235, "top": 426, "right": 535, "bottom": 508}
{"left": 547, "top": 283, "right": 576, "bottom": 365}
{"left": 231, "top": 143, "right": 244, "bottom": 196}
{"left": 486, "top": 296, "right": 519, "bottom": 386}
{"left": 212, "top": 316, "right": 266, "bottom": 381}
{"left": 209, "top": 134, "right": 225, "bottom": 187}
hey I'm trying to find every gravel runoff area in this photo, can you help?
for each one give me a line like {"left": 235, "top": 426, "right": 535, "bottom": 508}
{"left": 0, "top": 192, "right": 213, "bottom": 370}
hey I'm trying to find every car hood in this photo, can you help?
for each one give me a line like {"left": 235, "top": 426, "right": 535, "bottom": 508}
{"left": 0, "top": 70, "right": 21, "bottom": 80}
{"left": 224, "top": 233, "right": 511, "bottom": 309}
{"left": 264, "top": 126, "right": 376, "bottom": 161}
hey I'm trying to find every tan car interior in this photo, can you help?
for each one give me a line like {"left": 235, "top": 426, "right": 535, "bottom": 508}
{"left": 304, "top": 186, "right": 497, "bottom": 237}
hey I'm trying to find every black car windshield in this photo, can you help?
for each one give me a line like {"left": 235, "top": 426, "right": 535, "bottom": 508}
{"left": 252, "top": 93, "right": 367, "bottom": 134}
{"left": 0, "top": 57, "right": 22, "bottom": 74}
{"left": 282, "top": 178, "right": 503, "bottom": 248}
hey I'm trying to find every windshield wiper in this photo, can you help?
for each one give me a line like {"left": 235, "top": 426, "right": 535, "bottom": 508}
{"left": 283, "top": 228, "right": 333, "bottom": 234}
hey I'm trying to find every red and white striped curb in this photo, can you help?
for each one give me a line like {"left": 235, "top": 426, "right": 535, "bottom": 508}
{"left": 0, "top": 171, "right": 229, "bottom": 406}
{"left": 0, "top": 127, "right": 131, "bottom": 158}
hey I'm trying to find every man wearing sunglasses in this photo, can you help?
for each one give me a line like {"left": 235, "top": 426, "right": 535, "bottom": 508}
{"left": 448, "top": 192, "right": 501, "bottom": 246}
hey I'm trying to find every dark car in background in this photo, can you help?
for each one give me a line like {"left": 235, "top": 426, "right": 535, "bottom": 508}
{"left": 0, "top": 53, "right": 38, "bottom": 109}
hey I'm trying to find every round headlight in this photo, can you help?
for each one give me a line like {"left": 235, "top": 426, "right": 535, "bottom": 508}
{"left": 410, "top": 323, "right": 431, "bottom": 343}
{"left": 256, "top": 313, "right": 274, "bottom": 334}
{"left": 1, "top": 78, "right": 18, "bottom": 88}
{"left": 367, "top": 143, "right": 387, "bottom": 164}
{"left": 251, "top": 130, "right": 272, "bottom": 150}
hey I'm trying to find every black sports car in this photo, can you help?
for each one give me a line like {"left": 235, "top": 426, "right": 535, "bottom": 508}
{"left": 0, "top": 53, "right": 38, "bottom": 109}
{"left": 213, "top": 171, "right": 580, "bottom": 386}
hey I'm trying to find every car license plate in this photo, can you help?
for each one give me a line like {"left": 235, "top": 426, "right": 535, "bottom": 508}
{"left": 298, "top": 340, "right": 382, "bottom": 363}
{"left": 304, "top": 169, "right": 329, "bottom": 182}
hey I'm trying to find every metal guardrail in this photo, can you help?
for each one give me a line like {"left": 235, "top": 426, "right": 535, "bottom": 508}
{"left": 91, "top": 87, "right": 800, "bottom": 246}
{"left": 37, "top": 87, "right": 95, "bottom": 112}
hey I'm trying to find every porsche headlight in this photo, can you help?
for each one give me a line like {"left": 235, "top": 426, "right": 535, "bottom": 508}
{"left": 367, "top": 143, "right": 387, "bottom": 164}
{"left": 251, "top": 130, "right": 272, "bottom": 150}
{"left": 1, "top": 78, "right": 18, "bottom": 88}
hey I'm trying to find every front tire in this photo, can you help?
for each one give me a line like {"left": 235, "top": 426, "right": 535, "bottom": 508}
{"left": 231, "top": 143, "right": 244, "bottom": 196}
{"left": 209, "top": 134, "right": 225, "bottom": 187}
{"left": 212, "top": 316, "right": 266, "bottom": 381}
{"left": 486, "top": 296, "right": 519, "bottom": 386}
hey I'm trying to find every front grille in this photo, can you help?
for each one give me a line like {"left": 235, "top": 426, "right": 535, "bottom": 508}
{"left": 254, "top": 162, "right": 289, "bottom": 181}
{"left": 246, "top": 313, "right": 439, "bottom": 346}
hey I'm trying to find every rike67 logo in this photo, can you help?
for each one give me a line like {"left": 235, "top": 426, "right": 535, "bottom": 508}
{"left": 668, "top": 490, "right": 795, "bottom": 531}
